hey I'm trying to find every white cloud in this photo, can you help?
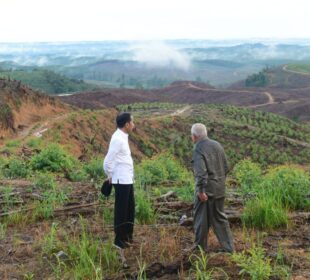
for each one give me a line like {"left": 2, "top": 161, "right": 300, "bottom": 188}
{"left": 132, "top": 41, "right": 191, "bottom": 70}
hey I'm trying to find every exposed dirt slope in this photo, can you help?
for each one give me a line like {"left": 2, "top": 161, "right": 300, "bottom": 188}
{"left": 0, "top": 78, "right": 68, "bottom": 140}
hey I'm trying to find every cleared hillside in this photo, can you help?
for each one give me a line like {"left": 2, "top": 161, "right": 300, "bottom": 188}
{"left": 0, "top": 78, "right": 68, "bottom": 139}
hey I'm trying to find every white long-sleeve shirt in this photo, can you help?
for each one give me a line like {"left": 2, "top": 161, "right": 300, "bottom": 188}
{"left": 103, "top": 129, "right": 134, "bottom": 184}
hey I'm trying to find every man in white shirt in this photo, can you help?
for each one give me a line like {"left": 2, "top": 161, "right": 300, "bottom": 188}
{"left": 103, "top": 113, "right": 135, "bottom": 251}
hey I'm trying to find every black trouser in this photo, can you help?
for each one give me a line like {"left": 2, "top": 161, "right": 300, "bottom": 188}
{"left": 113, "top": 184, "right": 135, "bottom": 248}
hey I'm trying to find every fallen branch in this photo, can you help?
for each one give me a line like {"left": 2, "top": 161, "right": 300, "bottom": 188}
{"left": 0, "top": 202, "right": 101, "bottom": 217}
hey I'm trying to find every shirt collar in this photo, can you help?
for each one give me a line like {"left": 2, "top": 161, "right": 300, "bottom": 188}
{"left": 117, "top": 128, "right": 129, "bottom": 138}
{"left": 196, "top": 136, "right": 208, "bottom": 145}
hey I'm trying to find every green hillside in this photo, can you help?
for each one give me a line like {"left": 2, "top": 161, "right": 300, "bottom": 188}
{"left": 0, "top": 68, "right": 95, "bottom": 94}
{"left": 286, "top": 64, "right": 310, "bottom": 74}
{"left": 118, "top": 103, "right": 310, "bottom": 167}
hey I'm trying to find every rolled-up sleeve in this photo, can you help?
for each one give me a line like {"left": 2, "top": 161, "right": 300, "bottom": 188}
{"left": 193, "top": 147, "right": 208, "bottom": 193}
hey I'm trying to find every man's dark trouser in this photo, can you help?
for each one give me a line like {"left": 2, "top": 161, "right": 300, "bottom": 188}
{"left": 114, "top": 184, "right": 135, "bottom": 249}
{"left": 193, "top": 196, "right": 234, "bottom": 252}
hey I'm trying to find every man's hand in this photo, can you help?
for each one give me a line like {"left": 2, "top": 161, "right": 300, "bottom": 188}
{"left": 108, "top": 178, "right": 112, "bottom": 184}
{"left": 198, "top": 192, "right": 208, "bottom": 202}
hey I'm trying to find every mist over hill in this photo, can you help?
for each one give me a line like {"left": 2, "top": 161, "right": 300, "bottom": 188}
{"left": 1, "top": 40, "right": 310, "bottom": 88}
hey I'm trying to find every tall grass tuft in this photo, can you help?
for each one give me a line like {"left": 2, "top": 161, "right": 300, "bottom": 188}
{"left": 135, "top": 188, "right": 156, "bottom": 224}
{"left": 242, "top": 197, "right": 289, "bottom": 229}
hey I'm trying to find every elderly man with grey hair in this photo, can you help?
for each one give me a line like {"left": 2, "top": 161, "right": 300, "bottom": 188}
{"left": 190, "top": 123, "right": 234, "bottom": 253}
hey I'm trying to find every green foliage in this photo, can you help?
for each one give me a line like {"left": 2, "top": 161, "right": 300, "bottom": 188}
{"left": 83, "top": 158, "right": 104, "bottom": 182}
{"left": 286, "top": 63, "right": 310, "bottom": 74}
{"left": 172, "top": 180, "right": 195, "bottom": 202}
{"left": 0, "top": 69, "right": 94, "bottom": 94}
{"left": 127, "top": 103, "right": 310, "bottom": 167}
{"left": 189, "top": 247, "right": 226, "bottom": 280}
{"left": 30, "top": 144, "right": 77, "bottom": 173}
{"left": 64, "top": 219, "right": 120, "bottom": 279}
{"left": 2, "top": 157, "right": 30, "bottom": 179}
{"left": 26, "top": 137, "right": 42, "bottom": 149}
{"left": 245, "top": 70, "right": 269, "bottom": 87}
{"left": 33, "top": 185, "right": 68, "bottom": 219}
{"left": 0, "top": 186, "right": 16, "bottom": 212}
{"left": 235, "top": 161, "right": 309, "bottom": 229}
{"left": 42, "top": 222, "right": 62, "bottom": 256}
{"left": 0, "top": 222, "right": 7, "bottom": 240}
{"left": 67, "top": 169, "right": 88, "bottom": 182}
{"left": 233, "top": 159, "right": 262, "bottom": 193}
{"left": 262, "top": 166, "right": 310, "bottom": 210}
{"left": 33, "top": 172, "right": 57, "bottom": 190}
{"left": 23, "top": 272, "right": 35, "bottom": 280}
{"left": 5, "top": 139, "right": 21, "bottom": 148}
{"left": 135, "top": 153, "right": 190, "bottom": 186}
{"left": 102, "top": 206, "right": 113, "bottom": 224}
{"left": 117, "top": 102, "right": 184, "bottom": 112}
{"left": 135, "top": 188, "right": 156, "bottom": 224}
{"left": 232, "top": 244, "right": 272, "bottom": 280}
{"left": 242, "top": 197, "right": 289, "bottom": 229}
{"left": 0, "top": 103, "right": 13, "bottom": 129}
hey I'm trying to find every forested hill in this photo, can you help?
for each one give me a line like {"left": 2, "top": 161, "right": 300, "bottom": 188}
{"left": 0, "top": 69, "right": 94, "bottom": 94}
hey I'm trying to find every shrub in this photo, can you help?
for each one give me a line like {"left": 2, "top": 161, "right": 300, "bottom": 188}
{"left": 83, "top": 158, "right": 104, "bottom": 182}
{"left": 67, "top": 169, "right": 88, "bottom": 182}
{"left": 26, "top": 137, "right": 42, "bottom": 149}
{"left": 31, "top": 143, "right": 77, "bottom": 173}
{"left": 135, "top": 153, "right": 189, "bottom": 187}
{"left": 2, "top": 157, "right": 30, "bottom": 179}
{"left": 232, "top": 159, "right": 262, "bottom": 194}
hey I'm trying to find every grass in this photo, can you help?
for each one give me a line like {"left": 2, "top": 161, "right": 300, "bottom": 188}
{"left": 64, "top": 219, "right": 120, "bottom": 279}
{"left": 135, "top": 188, "right": 156, "bottom": 224}
{"left": 33, "top": 186, "right": 68, "bottom": 219}
{"left": 232, "top": 244, "right": 272, "bottom": 280}
{"left": 42, "top": 222, "right": 62, "bottom": 256}
{"left": 41, "top": 218, "right": 121, "bottom": 279}
{"left": 189, "top": 247, "right": 227, "bottom": 280}
{"left": 26, "top": 137, "right": 42, "bottom": 149}
{"left": 33, "top": 172, "right": 57, "bottom": 190}
{"left": 5, "top": 139, "right": 21, "bottom": 148}
{"left": 0, "top": 222, "right": 7, "bottom": 240}
{"left": 234, "top": 159, "right": 310, "bottom": 229}
{"left": 232, "top": 241, "right": 292, "bottom": 280}
{"left": 242, "top": 197, "right": 289, "bottom": 229}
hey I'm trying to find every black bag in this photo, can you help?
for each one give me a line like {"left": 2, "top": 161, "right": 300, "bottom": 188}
{"left": 101, "top": 179, "right": 112, "bottom": 197}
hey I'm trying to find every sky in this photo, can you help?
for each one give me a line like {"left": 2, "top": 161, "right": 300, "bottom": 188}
{"left": 1, "top": 0, "right": 310, "bottom": 42}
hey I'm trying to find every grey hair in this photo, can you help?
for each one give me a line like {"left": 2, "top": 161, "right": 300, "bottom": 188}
{"left": 191, "top": 123, "right": 208, "bottom": 138}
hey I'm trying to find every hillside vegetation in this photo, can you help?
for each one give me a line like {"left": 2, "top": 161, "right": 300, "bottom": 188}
{"left": 0, "top": 102, "right": 309, "bottom": 279}
{"left": 0, "top": 69, "right": 94, "bottom": 94}
{"left": 286, "top": 63, "right": 310, "bottom": 74}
